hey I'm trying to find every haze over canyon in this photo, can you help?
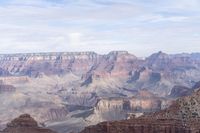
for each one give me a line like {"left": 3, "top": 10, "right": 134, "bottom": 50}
{"left": 0, "top": 51, "right": 200, "bottom": 133}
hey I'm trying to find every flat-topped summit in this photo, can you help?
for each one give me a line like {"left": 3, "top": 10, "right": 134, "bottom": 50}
{"left": 108, "top": 51, "right": 129, "bottom": 55}
{"left": 0, "top": 51, "right": 99, "bottom": 61}
{"left": 0, "top": 51, "right": 97, "bottom": 56}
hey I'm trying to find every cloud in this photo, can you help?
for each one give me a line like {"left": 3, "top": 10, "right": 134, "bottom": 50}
{"left": 0, "top": 0, "right": 199, "bottom": 56}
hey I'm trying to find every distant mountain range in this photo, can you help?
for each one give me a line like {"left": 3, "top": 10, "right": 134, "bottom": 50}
{"left": 1, "top": 51, "right": 200, "bottom": 133}
{"left": 1, "top": 51, "right": 200, "bottom": 93}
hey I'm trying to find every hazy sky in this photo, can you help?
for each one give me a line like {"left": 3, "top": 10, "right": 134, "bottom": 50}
{"left": 0, "top": 0, "right": 200, "bottom": 56}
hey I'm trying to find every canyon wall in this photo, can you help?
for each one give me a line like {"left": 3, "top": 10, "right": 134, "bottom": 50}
{"left": 1, "top": 51, "right": 200, "bottom": 133}
{"left": 1, "top": 51, "right": 200, "bottom": 96}
{"left": 80, "top": 88, "right": 200, "bottom": 133}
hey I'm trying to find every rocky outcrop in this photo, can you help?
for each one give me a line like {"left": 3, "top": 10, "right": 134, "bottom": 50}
{"left": 19, "top": 101, "right": 69, "bottom": 123}
{"left": 0, "top": 52, "right": 100, "bottom": 77}
{"left": 94, "top": 90, "right": 163, "bottom": 113}
{"left": 192, "top": 81, "right": 200, "bottom": 89}
{"left": 1, "top": 51, "right": 200, "bottom": 133}
{"left": 1, "top": 114, "right": 57, "bottom": 133}
{"left": 87, "top": 90, "right": 169, "bottom": 123}
{"left": 169, "top": 81, "right": 200, "bottom": 98}
{"left": 129, "top": 97, "right": 162, "bottom": 112}
{"left": 95, "top": 97, "right": 163, "bottom": 113}
{"left": 80, "top": 88, "right": 200, "bottom": 133}
{"left": 169, "top": 85, "right": 192, "bottom": 98}
{"left": 80, "top": 119, "right": 191, "bottom": 133}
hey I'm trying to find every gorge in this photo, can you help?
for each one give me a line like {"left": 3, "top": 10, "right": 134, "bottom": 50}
{"left": 0, "top": 51, "right": 200, "bottom": 133}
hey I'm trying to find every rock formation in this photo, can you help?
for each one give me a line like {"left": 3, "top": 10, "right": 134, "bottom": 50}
{"left": 0, "top": 51, "right": 200, "bottom": 95}
{"left": 169, "top": 85, "right": 192, "bottom": 98}
{"left": 86, "top": 90, "right": 170, "bottom": 124}
{"left": 80, "top": 88, "right": 200, "bottom": 133}
{"left": 169, "top": 81, "right": 200, "bottom": 98}
{"left": 80, "top": 119, "right": 192, "bottom": 133}
{"left": 0, "top": 114, "right": 57, "bottom": 133}
{"left": 1, "top": 51, "right": 200, "bottom": 133}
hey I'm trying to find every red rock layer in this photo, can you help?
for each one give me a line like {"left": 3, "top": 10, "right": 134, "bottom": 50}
{"left": 80, "top": 118, "right": 193, "bottom": 133}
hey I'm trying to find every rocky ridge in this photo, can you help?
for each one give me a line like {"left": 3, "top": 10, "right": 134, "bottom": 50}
{"left": 80, "top": 88, "right": 200, "bottom": 133}
{"left": 0, "top": 114, "right": 57, "bottom": 133}
{"left": 0, "top": 51, "right": 200, "bottom": 95}
{"left": 1, "top": 51, "right": 200, "bottom": 133}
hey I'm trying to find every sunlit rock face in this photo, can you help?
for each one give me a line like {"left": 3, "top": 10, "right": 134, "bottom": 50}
{"left": 80, "top": 88, "right": 200, "bottom": 133}
{"left": 95, "top": 95, "right": 162, "bottom": 114}
{"left": 1, "top": 114, "right": 57, "bottom": 133}
{"left": 86, "top": 90, "right": 170, "bottom": 124}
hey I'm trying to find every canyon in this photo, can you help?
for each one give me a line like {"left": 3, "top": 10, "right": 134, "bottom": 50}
{"left": 80, "top": 88, "right": 200, "bottom": 133}
{"left": 2, "top": 87, "right": 200, "bottom": 133}
{"left": 0, "top": 51, "right": 200, "bottom": 133}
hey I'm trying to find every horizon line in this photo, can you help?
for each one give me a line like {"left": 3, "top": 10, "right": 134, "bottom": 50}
{"left": 0, "top": 50, "right": 200, "bottom": 58}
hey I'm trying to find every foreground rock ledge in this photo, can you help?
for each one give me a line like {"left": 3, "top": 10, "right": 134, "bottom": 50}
{"left": 0, "top": 114, "right": 57, "bottom": 133}
{"left": 80, "top": 118, "right": 193, "bottom": 133}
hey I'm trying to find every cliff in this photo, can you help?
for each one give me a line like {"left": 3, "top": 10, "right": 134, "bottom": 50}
{"left": 86, "top": 90, "right": 170, "bottom": 123}
{"left": 80, "top": 119, "right": 191, "bottom": 133}
{"left": 0, "top": 51, "right": 200, "bottom": 95}
{"left": 1, "top": 51, "right": 200, "bottom": 133}
{"left": 80, "top": 88, "right": 200, "bottom": 133}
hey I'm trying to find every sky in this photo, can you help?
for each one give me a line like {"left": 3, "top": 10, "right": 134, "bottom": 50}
{"left": 0, "top": 0, "right": 200, "bottom": 57}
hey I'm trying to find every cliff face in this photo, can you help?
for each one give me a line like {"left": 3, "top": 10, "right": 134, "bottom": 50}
{"left": 80, "top": 88, "right": 200, "bottom": 133}
{"left": 0, "top": 51, "right": 137, "bottom": 78}
{"left": 86, "top": 90, "right": 170, "bottom": 124}
{"left": 0, "top": 52, "right": 99, "bottom": 77}
{"left": 1, "top": 51, "right": 200, "bottom": 133}
{"left": 80, "top": 119, "right": 191, "bottom": 133}
{"left": 0, "top": 51, "right": 200, "bottom": 95}
{"left": 95, "top": 97, "right": 162, "bottom": 114}
{"left": 1, "top": 114, "right": 57, "bottom": 133}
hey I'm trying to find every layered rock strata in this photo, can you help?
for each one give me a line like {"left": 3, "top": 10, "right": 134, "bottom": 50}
{"left": 1, "top": 114, "right": 57, "bottom": 133}
{"left": 80, "top": 89, "right": 200, "bottom": 133}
